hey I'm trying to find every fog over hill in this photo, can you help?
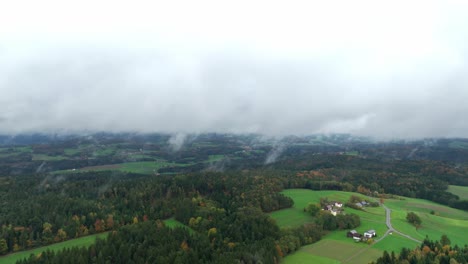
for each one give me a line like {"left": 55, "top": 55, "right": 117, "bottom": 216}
{"left": 1, "top": 0, "right": 468, "bottom": 138}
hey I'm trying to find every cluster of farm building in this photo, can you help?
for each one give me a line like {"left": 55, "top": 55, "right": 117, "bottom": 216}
{"left": 347, "top": 229, "right": 377, "bottom": 242}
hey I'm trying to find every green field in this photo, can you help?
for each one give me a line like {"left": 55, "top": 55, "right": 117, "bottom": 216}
{"left": 32, "top": 154, "right": 67, "bottom": 161}
{"left": 282, "top": 240, "right": 382, "bottom": 264}
{"left": 383, "top": 195, "right": 468, "bottom": 246}
{"left": 372, "top": 233, "right": 419, "bottom": 251}
{"left": 0, "top": 146, "right": 32, "bottom": 158}
{"left": 388, "top": 208, "right": 468, "bottom": 246}
{"left": 273, "top": 189, "right": 387, "bottom": 263}
{"left": 63, "top": 148, "right": 81, "bottom": 156}
{"left": 270, "top": 189, "right": 382, "bottom": 228}
{"left": 282, "top": 250, "right": 341, "bottom": 264}
{"left": 63, "top": 144, "right": 120, "bottom": 157}
{"left": 384, "top": 196, "right": 468, "bottom": 220}
{"left": 448, "top": 140, "right": 468, "bottom": 149}
{"left": 447, "top": 185, "right": 468, "bottom": 200}
{"left": 275, "top": 189, "right": 468, "bottom": 264}
{"left": 207, "top": 155, "right": 225, "bottom": 162}
{"left": 54, "top": 160, "right": 189, "bottom": 174}
{"left": 0, "top": 232, "right": 108, "bottom": 264}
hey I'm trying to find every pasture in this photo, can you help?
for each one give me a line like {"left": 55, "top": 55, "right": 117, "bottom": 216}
{"left": 270, "top": 189, "right": 383, "bottom": 228}
{"left": 282, "top": 239, "right": 382, "bottom": 264}
{"left": 384, "top": 196, "right": 468, "bottom": 220}
{"left": 372, "top": 233, "right": 419, "bottom": 252}
{"left": 447, "top": 185, "right": 468, "bottom": 200}
{"left": 282, "top": 250, "right": 340, "bottom": 264}
{"left": 54, "top": 160, "right": 186, "bottom": 174}
{"left": 276, "top": 189, "right": 468, "bottom": 263}
{"left": 384, "top": 196, "right": 468, "bottom": 245}
{"left": 0, "top": 232, "right": 109, "bottom": 264}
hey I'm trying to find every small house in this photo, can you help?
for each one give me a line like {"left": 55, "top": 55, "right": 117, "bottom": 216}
{"left": 334, "top": 202, "right": 343, "bottom": 207}
{"left": 347, "top": 230, "right": 360, "bottom": 238}
{"left": 364, "top": 230, "right": 376, "bottom": 238}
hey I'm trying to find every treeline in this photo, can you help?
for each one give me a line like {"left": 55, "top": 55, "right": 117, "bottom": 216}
{"left": 372, "top": 235, "right": 468, "bottom": 264}
{"left": 275, "top": 154, "right": 468, "bottom": 210}
{"left": 15, "top": 220, "right": 279, "bottom": 264}
{"left": 0, "top": 170, "right": 294, "bottom": 256}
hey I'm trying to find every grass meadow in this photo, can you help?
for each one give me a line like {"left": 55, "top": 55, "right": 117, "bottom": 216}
{"left": 276, "top": 189, "right": 468, "bottom": 264}
{"left": 447, "top": 185, "right": 468, "bottom": 200}
{"left": 0, "top": 233, "right": 109, "bottom": 264}
{"left": 53, "top": 160, "right": 189, "bottom": 174}
{"left": 283, "top": 240, "right": 382, "bottom": 264}
{"left": 384, "top": 196, "right": 468, "bottom": 246}
{"left": 164, "top": 218, "right": 195, "bottom": 234}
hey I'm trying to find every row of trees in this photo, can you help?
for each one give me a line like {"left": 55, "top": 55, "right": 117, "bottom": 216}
{"left": 372, "top": 235, "right": 468, "bottom": 264}
{"left": 276, "top": 154, "right": 468, "bottom": 210}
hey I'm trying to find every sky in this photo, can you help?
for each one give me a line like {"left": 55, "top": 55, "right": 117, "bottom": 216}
{"left": 1, "top": 0, "right": 468, "bottom": 138}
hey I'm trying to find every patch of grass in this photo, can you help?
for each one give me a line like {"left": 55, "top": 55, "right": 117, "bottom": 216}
{"left": 270, "top": 208, "right": 313, "bottom": 228}
{"left": 207, "top": 155, "right": 225, "bottom": 162}
{"left": 192, "top": 142, "right": 218, "bottom": 147}
{"left": 448, "top": 140, "right": 468, "bottom": 149}
{"left": 118, "top": 161, "right": 180, "bottom": 174}
{"left": 344, "top": 151, "right": 359, "bottom": 156}
{"left": 164, "top": 218, "right": 195, "bottom": 234}
{"left": 0, "top": 147, "right": 32, "bottom": 157}
{"left": 282, "top": 250, "right": 341, "bottom": 264}
{"left": 447, "top": 185, "right": 468, "bottom": 200}
{"left": 372, "top": 233, "right": 419, "bottom": 252}
{"left": 54, "top": 160, "right": 187, "bottom": 175}
{"left": 0, "top": 232, "right": 108, "bottom": 264}
{"left": 63, "top": 148, "right": 81, "bottom": 156}
{"left": 270, "top": 189, "right": 383, "bottom": 228}
{"left": 32, "top": 154, "right": 67, "bottom": 161}
{"left": 384, "top": 197, "right": 468, "bottom": 220}
{"left": 0, "top": 152, "right": 20, "bottom": 158}
{"left": 285, "top": 239, "right": 382, "bottom": 264}
{"left": 14, "top": 146, "right": 33, "bottom": 153}
{"left": 126, "top": 154, "right": 155, "bottom": 160}
{"left": 385, "top": 200, "right": 468, "bottom": 246}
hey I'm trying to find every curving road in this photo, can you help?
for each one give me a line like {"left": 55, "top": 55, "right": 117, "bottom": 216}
{"left": 375, "top": 204, "right": 422, "bottom": 244}
{"left": 344, "top": 202, "right": 422, "bottom": 263}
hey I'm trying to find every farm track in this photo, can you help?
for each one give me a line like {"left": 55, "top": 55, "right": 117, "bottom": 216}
{"left": 375, "top": 204, "right": 422, "bottom": 244}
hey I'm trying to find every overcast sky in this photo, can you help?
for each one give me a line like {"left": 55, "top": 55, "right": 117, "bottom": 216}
{"left": 1, "top": 0, "right": 467, "bottom": 138}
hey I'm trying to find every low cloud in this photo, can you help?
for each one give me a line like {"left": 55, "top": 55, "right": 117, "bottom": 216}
{"left": 1, "top": 1, "right": 468, "bottom": 139}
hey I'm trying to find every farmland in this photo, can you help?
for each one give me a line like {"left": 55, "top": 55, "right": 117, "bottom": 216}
{"left": 53, "top": 160, "right": 189, "bottom": 174}
{"left": 283, "top": 240, "right": 382, "bottom": 264}
{"left": 385, "top": 199, "right": 468, "bottom": 246}
{"left": 276, "top": 189, "right": 466, "bottom": 264}
{"left": 270, "top": 189, "right": 383, "bottom": 228}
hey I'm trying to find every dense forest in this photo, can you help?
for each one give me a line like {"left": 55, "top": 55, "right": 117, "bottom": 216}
{"left": 0, "top": 133, "right": 467, "bottom": 263}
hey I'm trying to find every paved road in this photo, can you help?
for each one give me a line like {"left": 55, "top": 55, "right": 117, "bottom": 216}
{"left": 345, "top": 202, "right": 422, "bottom": 263}
{"left": 375, "top": 204, "right": 422, "bottom": 244}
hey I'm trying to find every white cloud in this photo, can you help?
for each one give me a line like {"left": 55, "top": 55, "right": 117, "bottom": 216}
{"left": 1, "top": 0, "right": 467, "bottom": 138}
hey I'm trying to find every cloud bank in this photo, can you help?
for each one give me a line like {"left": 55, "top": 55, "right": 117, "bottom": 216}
{"left": 1, "top": 0, "right": 468, "bottom": 138}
